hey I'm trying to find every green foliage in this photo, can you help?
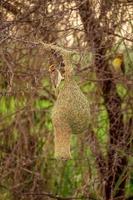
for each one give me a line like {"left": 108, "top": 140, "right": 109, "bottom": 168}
{"left": 97, "top": 105, "right": 108, "bottom": 143}
{"left": 36, "top": 99, "right": 52, "bottom": 109}
{"left": 116, "top": 84, "right": 127, "bottom": 98}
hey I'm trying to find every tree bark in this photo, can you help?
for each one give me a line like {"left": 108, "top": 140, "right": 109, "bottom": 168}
{"left": 78, "top": 1, "right": 130, "bottom": 199}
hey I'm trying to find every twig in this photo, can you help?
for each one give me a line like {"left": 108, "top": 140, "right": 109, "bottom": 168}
{"left": 23, "top": 192, "right": 94, "bottom": 200}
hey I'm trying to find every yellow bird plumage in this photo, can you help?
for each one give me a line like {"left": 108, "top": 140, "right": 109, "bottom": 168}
{"left": 112, "top": 53, "right": 125, "bottom": 74}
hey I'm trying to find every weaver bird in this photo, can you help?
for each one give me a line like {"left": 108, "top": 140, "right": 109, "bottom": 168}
{"left": 49, "top": 65, "right": 64, "bottom": 93}
{"left": 112, "top": 53, "right": 125, "bottom": 74}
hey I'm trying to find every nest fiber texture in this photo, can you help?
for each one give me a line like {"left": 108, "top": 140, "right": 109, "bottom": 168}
{"left": 52, "top": 77, "right": 90, "bottom": 159}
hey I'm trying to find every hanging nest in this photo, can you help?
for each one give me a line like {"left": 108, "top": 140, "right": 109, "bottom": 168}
{"left": 52, "top": 63, "right": 90, "bottom": 159}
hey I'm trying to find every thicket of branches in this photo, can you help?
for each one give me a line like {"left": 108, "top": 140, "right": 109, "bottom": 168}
{"left": 0, "top": 1, "right": 133, "bottom": 200}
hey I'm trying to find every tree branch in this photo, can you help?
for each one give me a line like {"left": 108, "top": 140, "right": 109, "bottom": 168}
{"left": 23, "top": 192, "right": 96, "bottom": 200}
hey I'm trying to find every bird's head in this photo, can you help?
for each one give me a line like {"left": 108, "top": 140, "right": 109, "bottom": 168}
{"left": 116, "top": 53, "right": 123, "bottom": 60}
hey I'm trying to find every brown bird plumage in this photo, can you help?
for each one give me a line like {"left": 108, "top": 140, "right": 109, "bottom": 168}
{"left": 49, "top": 65, "right": 64, "bottom": 89}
